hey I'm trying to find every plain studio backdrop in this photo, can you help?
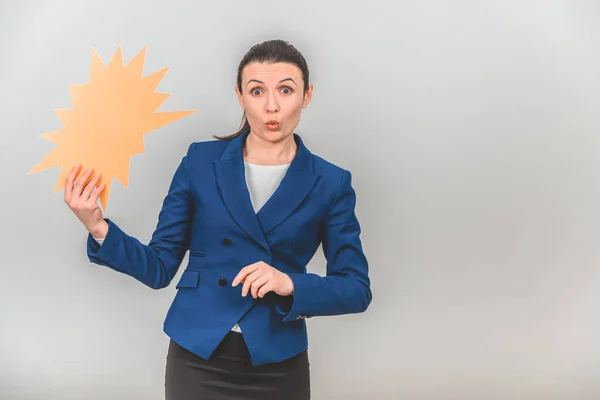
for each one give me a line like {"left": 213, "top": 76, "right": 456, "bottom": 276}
{"left": 1, "top": 1, "right": 600, "bottom": 399}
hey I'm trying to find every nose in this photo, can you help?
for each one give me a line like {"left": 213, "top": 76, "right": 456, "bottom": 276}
{"left": 266, "top": 92, "right": 279, "bottom": 113}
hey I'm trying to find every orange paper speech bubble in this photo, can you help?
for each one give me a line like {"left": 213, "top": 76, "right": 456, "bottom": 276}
{"left": 28, "top": 46, "right": 196, "bottom": 211}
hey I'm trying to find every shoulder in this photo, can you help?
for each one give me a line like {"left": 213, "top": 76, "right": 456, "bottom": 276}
{"left": 185, "top": 139, "right": 229, "bottom": 158}
{"left": 312, "top": 153, "right": 346, "bottom": 175}
{"left": 179, "top": 139, "right": 229, "bottom": 170}
{"left": 311, "top": 152, "right": 353, "bottom": 191}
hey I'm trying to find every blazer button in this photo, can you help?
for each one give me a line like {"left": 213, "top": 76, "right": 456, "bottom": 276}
{"left": 223, "top": 238, "right": 232, "bottom": 246}
{"left": 218, "top": 277, "right": 227, "bottom": 287}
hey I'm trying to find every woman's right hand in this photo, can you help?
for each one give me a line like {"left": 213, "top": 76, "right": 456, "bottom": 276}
{"left": 64, "top": 164, "right": 108, "bottom": 239}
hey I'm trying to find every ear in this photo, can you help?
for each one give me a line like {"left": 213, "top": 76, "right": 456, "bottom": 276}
{"left": 235, "top": 86, "right": 245, "bottom": 111}
{"left": 302, "top": 84, "right": 314, "bottom": 109}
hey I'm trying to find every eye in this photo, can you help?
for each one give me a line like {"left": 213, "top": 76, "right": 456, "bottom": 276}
{"left": 251, "top": 88, "right": 262, "bottom": 96}
{"left": 281, "top": 86, "right": 294, "bottom": 94}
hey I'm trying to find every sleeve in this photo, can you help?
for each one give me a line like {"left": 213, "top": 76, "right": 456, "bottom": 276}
{"left": 86, "top": 143, "right": 196, "bottom": 289}
{"left": 276, "top": 169, "right": 372, "bottom": 322}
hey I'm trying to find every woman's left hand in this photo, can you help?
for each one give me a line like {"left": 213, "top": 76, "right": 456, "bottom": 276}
{"left": 232, "top": 261, "right": 294, "bottom": 298}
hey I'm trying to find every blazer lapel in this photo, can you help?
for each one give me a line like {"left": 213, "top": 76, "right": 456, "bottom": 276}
{"left": 256, "top": 134, "right": 320, "bottom": 235}
{"left": 213, "top": 129, "right": 320, "bottom": 249}
{"left": 213, "top": 130, "right": 270, "bottom": 251}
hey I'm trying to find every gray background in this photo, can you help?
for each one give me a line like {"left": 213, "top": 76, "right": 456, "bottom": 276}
{"left": 2, "top": 0, "right": 600, "bottom": 399}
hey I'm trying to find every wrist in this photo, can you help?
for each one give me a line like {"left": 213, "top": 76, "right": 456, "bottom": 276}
{"left": 286, "top": 274, "right": 294, "bottom": 296}
{"left": 89, "top": 220, "right": 108, "bottom": 239}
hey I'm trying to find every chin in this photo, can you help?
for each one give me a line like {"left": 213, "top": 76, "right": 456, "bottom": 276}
{"left": 261, "top": 128, "right": 291, "bottom": 141}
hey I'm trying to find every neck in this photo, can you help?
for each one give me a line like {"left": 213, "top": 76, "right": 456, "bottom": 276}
{"left": 243, "top": 131, "right": 297, "bottom": 165}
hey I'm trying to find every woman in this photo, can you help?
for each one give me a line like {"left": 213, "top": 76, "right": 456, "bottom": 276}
{"left": 64, "top": 39, "right": 372, "bottom": 400}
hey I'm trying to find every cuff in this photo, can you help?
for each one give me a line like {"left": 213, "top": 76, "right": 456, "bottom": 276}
{"left": 275, "top": 272, "right": 315, "bottom": 323}
{"left": 86, "top": 218, "right": 119, "bottom": 265}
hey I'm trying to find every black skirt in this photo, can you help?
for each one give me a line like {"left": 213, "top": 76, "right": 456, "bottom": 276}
{"left": 165, "top": 331, "right": 310, "bottom": 400}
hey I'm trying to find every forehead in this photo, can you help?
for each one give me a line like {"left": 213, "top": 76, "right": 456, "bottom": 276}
{"left": 242, "top": 62, "right": 303, "bottom": 84}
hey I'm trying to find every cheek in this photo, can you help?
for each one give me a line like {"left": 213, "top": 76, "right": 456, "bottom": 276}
{"left": 283, "top": 97, "right": 304, "bottom": 117}
{"left": 244, "top": 100, "right": 262, "bottom": 118}
{"left": 287, "top": 104, "right": 304, "bottom": 122}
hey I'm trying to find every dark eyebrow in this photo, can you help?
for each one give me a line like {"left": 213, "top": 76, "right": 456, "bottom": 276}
{"left": 246, "top": 78, "right": 297, "bottom": 86}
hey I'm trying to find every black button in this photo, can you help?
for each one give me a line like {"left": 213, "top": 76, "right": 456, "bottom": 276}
{"left": 218, "top": 277, "right": 227, "bottom": 286}
{"left": 223, "top": 238, "right": 232, "bottom": 246}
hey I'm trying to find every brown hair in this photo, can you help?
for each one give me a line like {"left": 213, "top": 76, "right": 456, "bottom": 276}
{"left": 213, "top": 39, "right": 310, "bottom": 141}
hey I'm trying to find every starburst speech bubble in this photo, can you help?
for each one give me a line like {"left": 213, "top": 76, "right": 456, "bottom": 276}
{"left": 28, "top": 46, "right": 197, "bottom": 211}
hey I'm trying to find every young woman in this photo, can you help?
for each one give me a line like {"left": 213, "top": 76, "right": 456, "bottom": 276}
{"left": 65, "top": 39, "right": 372, "bottom": 400}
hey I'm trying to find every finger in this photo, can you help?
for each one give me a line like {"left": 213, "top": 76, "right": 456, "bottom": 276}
{"left": 232, "top": 263, "right": 259, "bottom": 287}
{"left": 241, "top": 270, "right": 263, "bottom": 297}
{"left": 90, "top": 182, "right": 106, "bottom": 203}
{"left": 257, "top": 281, "right": 275, "bottom": 298}
{"left": 232, "top": 269, "right": 247, "bottom": 287}
{"left": 64, "top": 164, "right": 81, "bottom": 202}
{"left": 241, "top": 270, "right": 262, "bottom": 296}
{"left": 250, "top": 275, "right": 269, "bottom": 298}
{"left": 73, "top": 168, "right": 94, "bottom": 200}
{"left": 81, "top": 174, "right": 101, "bottom": 200}
{"left": 232, "top": 266, "right": 250, "bottom": 287}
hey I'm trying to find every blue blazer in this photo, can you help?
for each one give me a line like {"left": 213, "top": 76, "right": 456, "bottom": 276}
{"left": 87, "top": 129, "right": 372, "bottom": 366}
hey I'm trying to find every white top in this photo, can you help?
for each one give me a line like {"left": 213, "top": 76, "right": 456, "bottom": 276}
{"left": 93, "top": 160, "right": 291, "bottom": 333}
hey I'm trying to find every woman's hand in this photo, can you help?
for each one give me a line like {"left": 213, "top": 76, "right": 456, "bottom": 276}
{"left": 64, "top": 164, "right": 108, "bottom": 238}
{"left": 232, "top": 261, "right": 294, "bottom": 298}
